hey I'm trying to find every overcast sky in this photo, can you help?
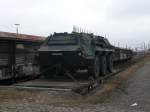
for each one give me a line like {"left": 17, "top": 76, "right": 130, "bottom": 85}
{"left": 0, "top": 0, "right": 150, "bottom": 49}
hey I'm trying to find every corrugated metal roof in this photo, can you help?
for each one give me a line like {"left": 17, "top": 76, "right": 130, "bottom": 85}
{"left": 0, "top": 31, "right": 45, "bottom": 42}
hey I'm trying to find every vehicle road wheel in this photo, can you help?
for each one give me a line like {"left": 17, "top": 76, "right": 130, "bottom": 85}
{"left": 107, "top": 54, "right": 113, "bottom": 73}
{"left": 100, "top": 55, "right": 107, "bottom": 75}
{"left": 89, "top": 55, "right": 100, "bottom": 79}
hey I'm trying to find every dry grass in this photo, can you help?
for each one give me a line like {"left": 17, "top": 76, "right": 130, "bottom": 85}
{"left": 0, "top": 89, "right": 38, "bottom": 102}
{"left": 85, "top": 55, "right": 150, "bottom": 104}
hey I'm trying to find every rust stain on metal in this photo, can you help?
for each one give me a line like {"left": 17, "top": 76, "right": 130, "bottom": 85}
{"left": 0, "top": 31, "right": 45, "bottom": 42}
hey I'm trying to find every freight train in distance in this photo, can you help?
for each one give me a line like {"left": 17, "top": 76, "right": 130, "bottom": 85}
{"left": 39, "top": 31, "right": 133, "bottom": 79}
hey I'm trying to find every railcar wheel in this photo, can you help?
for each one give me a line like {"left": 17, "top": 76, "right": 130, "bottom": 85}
{"left": 100, "top": 55, "right": 107, "bottom": 75}
{"left": 107, "top": 54, "right": 113, "bottom": 73}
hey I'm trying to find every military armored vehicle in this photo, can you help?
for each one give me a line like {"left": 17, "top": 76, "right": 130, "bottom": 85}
{"left": 39, "top": 32, "right": 114, "bottom": 78}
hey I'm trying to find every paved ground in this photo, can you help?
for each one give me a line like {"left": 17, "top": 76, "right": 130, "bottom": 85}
{"left": 106, "top": 59, "right": 150, "bottom": 112}
{"left": 0, "top": 57, "right": 150, "bottom": 112}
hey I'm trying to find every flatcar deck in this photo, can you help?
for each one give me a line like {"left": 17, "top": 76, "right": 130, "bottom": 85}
{"left": 13, "top": 79, "right": 89, "bottom": 90}
{"left": 0, "top": 68, "right": 119, "bottom": 95}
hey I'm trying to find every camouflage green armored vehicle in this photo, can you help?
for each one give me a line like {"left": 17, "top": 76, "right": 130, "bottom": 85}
{"left": 38, "top": 32, "right": 114, "bottom": 78}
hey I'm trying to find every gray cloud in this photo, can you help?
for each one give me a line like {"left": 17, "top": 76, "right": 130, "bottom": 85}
{"left": 0, "top": 0, "right": 149, "bottom": 49}
{"left": 97, "top": 0, "right": 150, "bottom": 48}
{"left": 107, "top": 0, "right": 150, "bottom": 19}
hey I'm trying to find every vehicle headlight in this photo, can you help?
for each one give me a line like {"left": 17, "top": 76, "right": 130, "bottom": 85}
{"left": 77, "top": 47, "right": 86, "bottom": 57}
{"left": 78, "top": 52, "right": 82, "bottom": 56}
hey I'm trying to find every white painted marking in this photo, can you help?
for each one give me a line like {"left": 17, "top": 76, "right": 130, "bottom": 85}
{"left": 131, "top": 102, "right": 138, "bottom": 107}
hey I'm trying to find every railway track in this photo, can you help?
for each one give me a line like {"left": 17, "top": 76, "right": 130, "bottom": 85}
{"left": 0, "top": 55, "right": 143, "bottom": 95}
{"left": 72, "top": 68, "right": 122, "bottom": 95}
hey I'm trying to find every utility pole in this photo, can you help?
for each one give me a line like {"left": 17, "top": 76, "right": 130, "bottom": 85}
{"left": 11, "top": 24, "right": 20, "bottom": 82}
{"left": 144, "top": 42, "right": 146, "bottom": 54}
{"left": 14, "top": 24, "right": 20, "bottom": 35}
{"left": 118, "top": 42, "right": 120, "bottom": 47}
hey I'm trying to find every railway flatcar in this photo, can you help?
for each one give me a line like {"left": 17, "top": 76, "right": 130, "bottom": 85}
{"left": 113, "top": 47, "right": 133, "bottom": 62}
{"left": 0, "top": 31, "right": 44, "bottom": 81}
